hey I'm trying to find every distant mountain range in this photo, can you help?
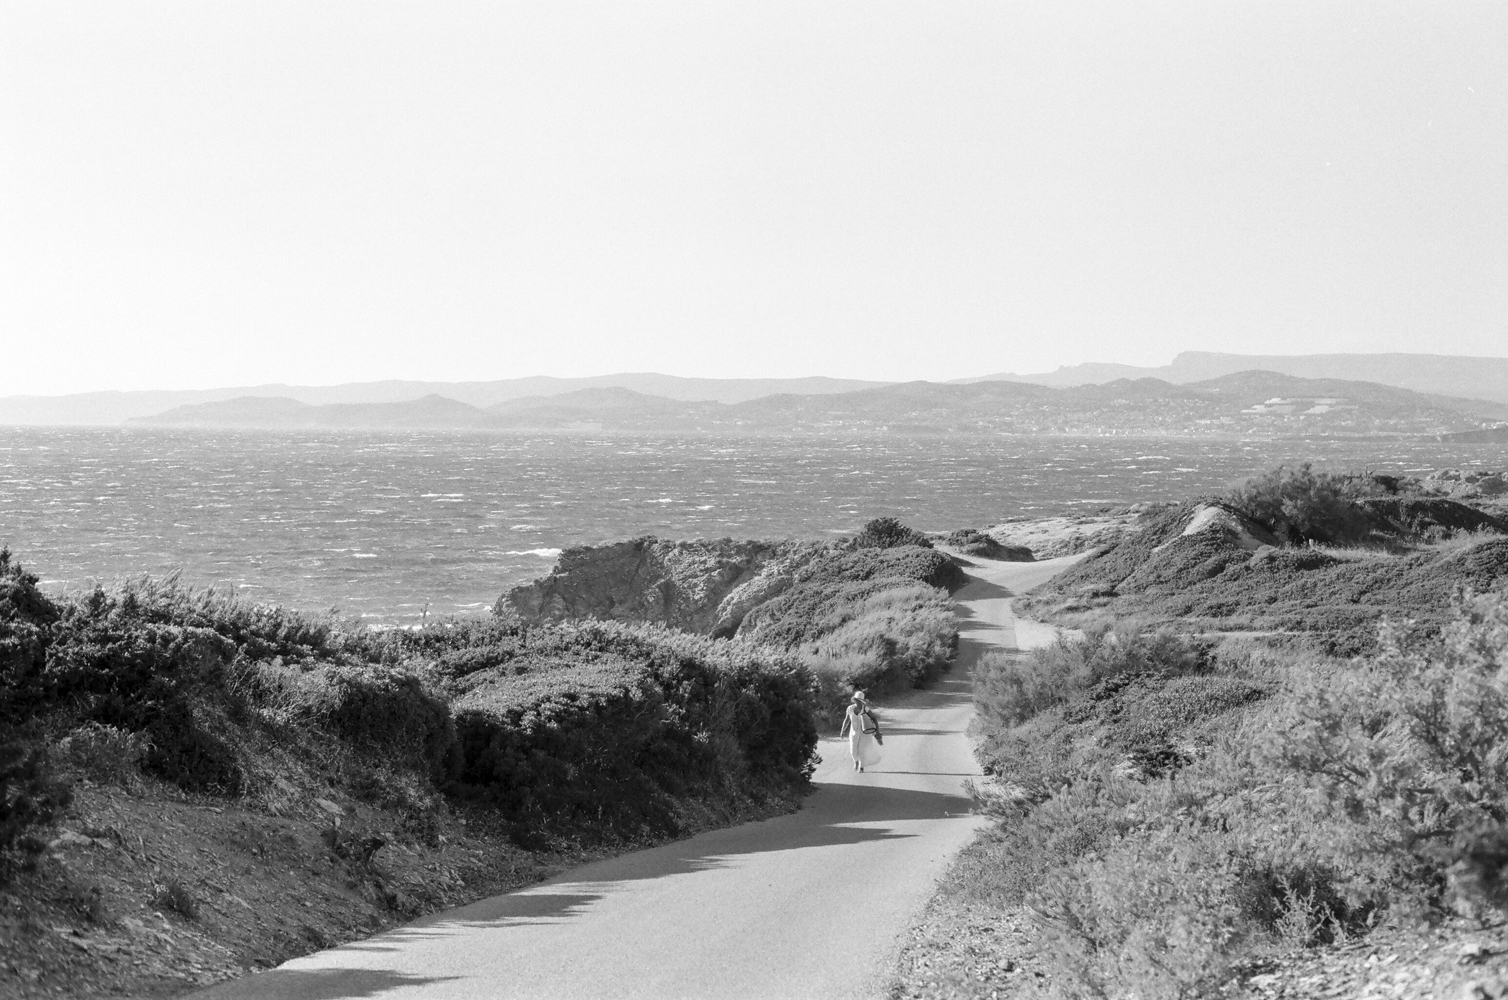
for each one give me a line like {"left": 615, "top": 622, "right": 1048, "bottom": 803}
{"left": 0, "top": 374, "right": 885, "bottom": 426}
{"left": 4, "top": 351, "right": 1506, "bottom": 427}
{"left": 126, "top": 371, "right": 1508, "bottom": 438}
{"left": 966, "top": 351, "right": 1508, "bottom": 405}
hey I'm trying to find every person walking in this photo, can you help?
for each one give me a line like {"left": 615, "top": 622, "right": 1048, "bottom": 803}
{"left": 838, "top": 690, "right": 883, "bottom": 772}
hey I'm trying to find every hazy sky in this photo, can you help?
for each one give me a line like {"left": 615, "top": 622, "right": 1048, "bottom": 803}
{"left": 2, "top": 2, "right": 1504, "bottom": 395}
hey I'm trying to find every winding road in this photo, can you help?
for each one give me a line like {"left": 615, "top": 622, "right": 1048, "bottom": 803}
{"left": 195, "top": 554, "right": 1078, "bottom": 1000}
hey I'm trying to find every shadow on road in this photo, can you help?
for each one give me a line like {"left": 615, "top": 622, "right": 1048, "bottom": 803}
{"left": 197, "top": 968, "right": 460, "bottom": 999}
{"left": 286, "top": 782, "right": 974, "bottom": 962}
{"left": 952, "top": 578, "right": 1015, "bottom": 605}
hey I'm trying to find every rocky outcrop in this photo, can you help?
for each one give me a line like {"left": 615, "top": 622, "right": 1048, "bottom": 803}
{"left": 503, "top": 537, "right": 825, "bottom": 635}
{"left": 1419, "top": 469, "right": 1508, "bottom": 497}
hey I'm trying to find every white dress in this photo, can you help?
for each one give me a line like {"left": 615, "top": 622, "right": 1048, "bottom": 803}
{"left": 846, "top": 704, "right": 882, "bottom": 768}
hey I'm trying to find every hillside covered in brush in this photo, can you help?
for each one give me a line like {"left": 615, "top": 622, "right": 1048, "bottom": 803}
{"left": 0, "top": 553, "right": 818, "bottom": 996}
{"left": 901, "top": 465, "right": 1508, "bottom": 998}
{"left": 505, "top": 518, "right": 964, "bottom": 725}
{"left": 1022, "top": 465, "right": 1508, "bottom": 654}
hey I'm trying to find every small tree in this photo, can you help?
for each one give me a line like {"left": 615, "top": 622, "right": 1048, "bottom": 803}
{"left": 853, "top": 517, "right": 932, "bottom": 550}
{"left": 1229, "top": 464, "right": 1371, "bottom": 545}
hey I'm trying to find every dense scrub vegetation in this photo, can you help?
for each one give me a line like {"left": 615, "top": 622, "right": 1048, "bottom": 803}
{"left": 0, "top": 549, "right": 818, "bottom": 874}
{"left": 733, "top": 521, "right": 963, "bottom": 725}
{"left": 501, "top": 520, "right": 965, "bottom": 728}
{"left": 964, "top": 592, "right": 1508, "bottom": 997}
{"left": 1028, "top": 468, "right": 1508, "bottom": 655}
{"left": 947, "top": 466, "right": 1508, "bottom": 996}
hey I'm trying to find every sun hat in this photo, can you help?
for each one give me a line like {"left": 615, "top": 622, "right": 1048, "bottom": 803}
{"left": 851, "top": 690, "right": 867, "bottom": 703}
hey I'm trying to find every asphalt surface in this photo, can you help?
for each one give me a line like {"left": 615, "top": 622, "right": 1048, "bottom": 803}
{"left": 195, "top": 554, "right": 1077, "bottom": 1000}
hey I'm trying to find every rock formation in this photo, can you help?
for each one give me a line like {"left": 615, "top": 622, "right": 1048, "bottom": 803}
{"left": 503, "top": 537, "right": 826, "bottom": 636}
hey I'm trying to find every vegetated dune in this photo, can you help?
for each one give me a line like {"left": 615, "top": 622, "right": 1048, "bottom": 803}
{"left": 901, "top": 467, "right": 1508, "bottom": 1000}
{"left": 505, "top": 519, "right": 968, "bottom": 726}
{"left": 0, "top": 553, "right": 817, "bottom": 998}
{"left": 1023, "top": 480, "right": 1508, "bottom": 655}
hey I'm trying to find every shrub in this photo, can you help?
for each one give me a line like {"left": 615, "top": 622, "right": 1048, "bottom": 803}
{"left": 0, "top": 736, "right": 72, "bottom": 867}
{"left": 1027, "top": 822, "right": 1265, "bottom": 999}
{"left": 54, "top": 722, "right": 153, "bottom": 786}
{"left": 974, "top": 624, "right": 1206, "bottom": 728}
{"left": 243, "top": 662, "right": 458, "bottom": 781}
{"left": 0, "top": 549, "right": 61, "bottom": 717}
{"left": 797, "top": 546, "right": 964, "bottom": 591}
{"left": 114, "top": 574, "right": 343, "bottom": 663}
{"left": 1228, "top": 463, "right": 1373, "bottom": 545}
{"left": 42, "top": 607, "right": 245, "bottom": 794}
{"left": 943, "top": 529, "right": 1034, "bottom": 561}
{"left": 743, "top": 578, "right": 951, "bottom": 649}
{"left": 446, "top": 622, "right": 817, "bottom": 841}
{"left": 1355, "top": 496, "right": 1508, "bottom": 540}
{"left": 854, "top": 517, "right": 932, "bottom": 549}
{"left": 156, "top": 878, "right": 199, "bottom": 919}
{"left": 1253, "top": 589, "right": 1508, "bottom": 915}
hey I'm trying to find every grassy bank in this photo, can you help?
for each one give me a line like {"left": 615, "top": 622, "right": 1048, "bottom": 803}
{"left": 0, "top": 550, "right": 818, "bottom": 997}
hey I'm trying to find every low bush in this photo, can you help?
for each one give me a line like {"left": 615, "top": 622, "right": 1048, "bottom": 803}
{"left": 41, "top": 607, "right": 246, "bottom": 793}
{"left": 54, "top": 722, "right": 153, "bottom": 786}
{"left": 239, "top": 661, "right": 458, "bottom": 781}
{"left": 446, "top": 622, "right": 817, "bottom": 841}
{"left": 942, "top": 529, "right": 1035, "bottom": 561}
{"left": 1355, "top": 496, "right": 1508, "bottom": 540}
{"left": 0, "top": 735, "right": 72, "bottom": 869}
{"left": 1027, "top": 819, "right": 1266, "bottom": 999}
{"left": 156, "top": 878, "right": 200, "bottom": 920}
{"left": 1253, "top": 589, "right": 1508, "bottom": 917}
{"left": 974, "top": 624, "right": 1206, "bottom": 728}
{"left": 796, "top": 546, "right": 964, "bottom": 591}
{"left": 854, "top": 517, "right": 932, "bottom": 549}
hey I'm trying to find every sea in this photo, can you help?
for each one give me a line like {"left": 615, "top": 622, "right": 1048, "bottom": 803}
{"left": 3, "top": 426, "right": 1505, "bottom": 625}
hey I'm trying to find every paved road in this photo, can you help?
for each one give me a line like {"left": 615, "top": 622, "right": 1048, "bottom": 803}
{"left": 196, "top": 555, "right": 1077, "bottom": 1000}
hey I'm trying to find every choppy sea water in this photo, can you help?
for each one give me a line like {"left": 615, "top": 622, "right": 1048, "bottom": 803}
{"left": 2, "top": 427, "right": 1505, "bottom": 624}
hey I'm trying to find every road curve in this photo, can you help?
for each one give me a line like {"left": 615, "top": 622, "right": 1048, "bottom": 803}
{"left": 194, "top": 555, "right": 1078, "bottom": 1000}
